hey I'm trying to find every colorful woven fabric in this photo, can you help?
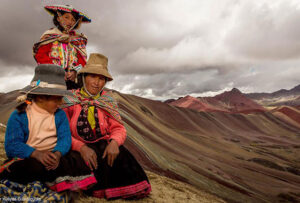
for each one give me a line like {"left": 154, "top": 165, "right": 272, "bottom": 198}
{"left": 80, "top": 88, "right": 100, "bottom": 129}
{"left": 39, "top": 32, "right": 87, "bottom": 51}
{"left": 77, "top": 107, "right": 103, "bottom": 141}
{"left": 62, "top": 89, "right": 123, "bottom": 124}
{"left": 0, "top": 180, "right": 69, "bottom": 202}
{"left": 50, "top": 40, "right": 79, "bottom": 70}
{"left": 33, "top": 28, "right": 88, "bottom": 70}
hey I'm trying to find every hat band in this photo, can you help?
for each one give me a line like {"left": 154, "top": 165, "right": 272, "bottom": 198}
{"left": 31, "top": 81, "right": 67, "bottom": 90}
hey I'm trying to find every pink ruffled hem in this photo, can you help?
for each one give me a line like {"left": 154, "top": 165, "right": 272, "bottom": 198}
{"left": 93, "top": 180, "right": 151, "bottom": 199}
{"left": 49, "top": 175, "right": 97, "bottom": 192}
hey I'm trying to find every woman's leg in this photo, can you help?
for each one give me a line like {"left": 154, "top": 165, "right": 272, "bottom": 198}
{"left": 86, "top": 140, "right": 151, "bottom": 199}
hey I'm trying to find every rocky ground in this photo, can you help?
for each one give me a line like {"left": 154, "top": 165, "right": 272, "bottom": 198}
{"left": 0, "top": 127, "right": 225, "bottom": 203}
{"left": 74, "top": 171, "right": 225, "bottom": 203}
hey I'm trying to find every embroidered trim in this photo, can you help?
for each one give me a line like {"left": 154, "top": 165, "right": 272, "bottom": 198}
{"left": 46, "top": 174, "right": 94, "bottom": 186}
{"left": 48, "top": 175, "right": 97, "bottom": 192}
{"left": 93, "top": 180, "right": 151, "bottom": 199}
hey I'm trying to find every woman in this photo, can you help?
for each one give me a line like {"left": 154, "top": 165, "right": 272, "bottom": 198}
{"left": 0, "top": 64, "right": 96, "bottom": 196}
{"left": 33, "top": 5, "right": 91, "bottom": 89}
{"left": 62, "top": 53, "right": 151, "bottom": 199}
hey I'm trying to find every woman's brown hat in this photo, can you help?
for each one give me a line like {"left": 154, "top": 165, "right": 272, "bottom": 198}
{"left": 78, "top": 53, "right": 113, "bottom": 81}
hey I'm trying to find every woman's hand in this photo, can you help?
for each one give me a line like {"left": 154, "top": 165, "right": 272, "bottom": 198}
{"left": 31, "top": 150, "right": 58, "bottom": 169}
{"left": 46, "top": 151, "right": 62, "bottom": 170}
{"left": 80, "top": 145, "right": 98, "bottom": 171}
{"left": 65, "top": 71, "right": 77, "bottom": 81}
{"left": 102, "top": 140, "right": 119, "bottom": 167}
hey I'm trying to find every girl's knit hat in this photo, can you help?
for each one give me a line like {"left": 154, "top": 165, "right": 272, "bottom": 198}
{"left": 17, "top": 64, "right": 72, "bottom": 103}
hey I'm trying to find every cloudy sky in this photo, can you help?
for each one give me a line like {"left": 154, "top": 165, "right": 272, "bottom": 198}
{"left": 1, "top": 0, "right": 300, "bottom": 100}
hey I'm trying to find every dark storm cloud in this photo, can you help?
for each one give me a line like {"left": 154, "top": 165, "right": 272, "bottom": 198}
{"left": 225, "top": 1, "right": 300, "bottom": 60}
{"left": 0, "top": 1, "right": 50, "bottom": 67}
{"left": 1, "top": 0, "right": 300, "bottom": 99}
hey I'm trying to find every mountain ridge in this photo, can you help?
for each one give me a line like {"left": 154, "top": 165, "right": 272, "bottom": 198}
{"left": 168, "top": 88, "right": 265, "bottom": 113}
{"left": 246, "top": 84, "right": 300, "bottom": 100}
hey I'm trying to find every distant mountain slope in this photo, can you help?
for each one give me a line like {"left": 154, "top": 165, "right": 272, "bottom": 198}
{"left": 247, "top": 84, "right": 300, "bottom": 100}
{"left": 0, "top": 90, "right": 21, "bottom": 105}
{"left": 276, "top": 95, "right": 300, "bottom": 106}
{"left": 0, "top": 90, "right": 20, "bottom": 124}
{"left": 260, "top": 95, "right": 300, "bottom": 107}
{"left": 169, "top": 88, "right": 265, "bottom": 113}
{"left": 246, "top": 84, "right": 300, "bottom": 106}
{"left": 169, "top": 84, "right": 300, "bottom": 108}
{"left": 213, "top": 88, "right": 265, "bottom": 113}
{"left": 112, "top": 90, "right": 300, "bottom": 203}
{"left": 168, "top": 95, "right": 229, "bottom": 112}
{"left": 271, "top": 106, "right": 300, "bottom": 127}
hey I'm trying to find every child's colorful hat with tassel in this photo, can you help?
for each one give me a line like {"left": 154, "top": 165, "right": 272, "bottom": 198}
{"left": 44, "top": 5, "right": 91, "bottom": 23}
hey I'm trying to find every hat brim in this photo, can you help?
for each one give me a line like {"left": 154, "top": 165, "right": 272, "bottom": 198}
{"left": 78, "top": 68, "right": 113, "bottom": 81}
{"left": 20, "top": 85, "right": 73, "bottom": 96}
{"left": 44, "top": 6, "right": 91, "bottom": 23}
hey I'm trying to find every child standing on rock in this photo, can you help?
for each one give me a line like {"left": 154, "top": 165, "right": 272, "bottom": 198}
{"left": 33, "top": 5, "right": 91, "bottom": 90}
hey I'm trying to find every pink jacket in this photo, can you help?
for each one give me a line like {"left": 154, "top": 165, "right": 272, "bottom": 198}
{"left": 63, "top": 104, "right": 126, "bottom": 152}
